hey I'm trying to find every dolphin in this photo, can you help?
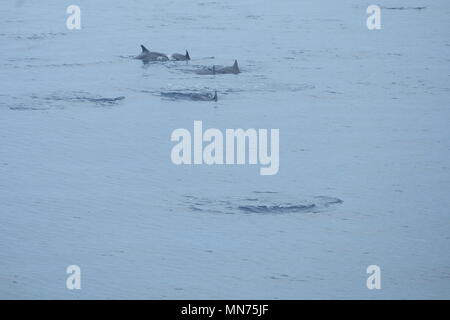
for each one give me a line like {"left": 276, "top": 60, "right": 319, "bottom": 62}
{"left": 195, "top": 65, "right": 216, "bottom": 75}
{"left": 135, "top": 45, "right": 169, "bottom": 62}
{"left": 161, "top": 91, "right": 218, "bottom": 102}
{"left": 215, "top": 60, "right": 240, "bottom": 74}
{"left": 196, "top": 60, "right": 240, "bottom": 75}
{"left": 171, "top": 50, "right": 191, "bottom": 61}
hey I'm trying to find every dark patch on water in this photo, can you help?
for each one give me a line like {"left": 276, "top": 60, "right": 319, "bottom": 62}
{"left": 161, "top": 90, "right": 217, "bottom": 102}
{"left": 3, "top": 92, "right": 126, "bottom": 110}
{"left": 265, "top": 83, "right": 315, "bottom": 93}
{"left": 382, "top": 6, "right": 426, "bottom": 10}
{"left": 314, "top": 196, "right": 343, "bottom": 206}
{"left": 40, "top": 93, "right": 125, "bottom": 106}
{"left": 4, "top": 32, "right": 67, "bottom": 41}
{"left": 246, "top": 15, "right": 262, "bottom": 20}
{"left": 72, "top": 96, "right": 125, "bottom": 105}
{"left": 238, "top": 204, "right": 316, "bottom": 214}
{"left": 8, "top": 59, "right": 123, "bottom": 69}
{"left": 198, "top": 2, "right": 219, "bottom": 7}
{"left": 9, "top": 105, "right": 50, "bottom": 111}
{"left": 182, "top": 194, "right": 343, "bottom": 215}
{"left": 254, "top": 191, "right": 278, "bottom": 194}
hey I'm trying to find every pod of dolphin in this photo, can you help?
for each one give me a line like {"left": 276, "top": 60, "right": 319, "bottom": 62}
{"left": 135, "top": 45, "right": 241, "bottom": 102}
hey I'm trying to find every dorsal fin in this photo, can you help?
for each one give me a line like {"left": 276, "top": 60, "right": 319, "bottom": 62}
{"left": 233, "top": 60, "right": 239, "bottom": 72}
{"left": 185, "top": 50, "right": 190, "bottom": 60}
{"left": 140, "top": 45, "right": 149, "bottom": 53}
{"left": 213, "top": 91, "right": 218, "bottom": 102}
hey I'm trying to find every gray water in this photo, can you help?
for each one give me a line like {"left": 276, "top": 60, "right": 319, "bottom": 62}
{"left": 1, "top": 0, "right": 450, "bottom": 299}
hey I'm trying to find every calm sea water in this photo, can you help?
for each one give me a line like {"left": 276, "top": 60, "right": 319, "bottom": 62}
{"left": 1, "top": 0, "right": 449, "bottom": 298}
